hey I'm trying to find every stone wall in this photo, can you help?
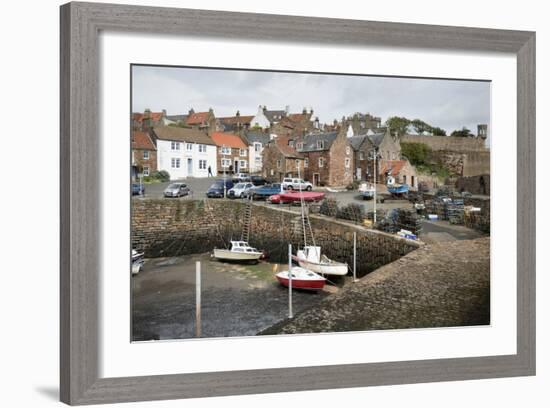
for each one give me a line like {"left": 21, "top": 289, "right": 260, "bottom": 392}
{"left": 402, "top": 134, "right": 487, "bottom": 152}
{"left": 462, "top": 151, "right": 491, "bottom": 176}
{"left": 456, "top": 174, "right": 490, "bottom": 195}
{"left": 132, "top": 199, "right": 420, "bottom": 277}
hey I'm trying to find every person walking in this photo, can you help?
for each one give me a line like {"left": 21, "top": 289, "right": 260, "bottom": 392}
{"left": 208, "top": 165, "right": 213, "bottom": 177}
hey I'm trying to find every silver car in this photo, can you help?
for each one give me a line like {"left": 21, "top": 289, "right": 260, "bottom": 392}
{"left": 228, "top": 182, "right": 255, "bottom": 198}
{"left": 164, "top": 182, "right": 190, "bottom": 198}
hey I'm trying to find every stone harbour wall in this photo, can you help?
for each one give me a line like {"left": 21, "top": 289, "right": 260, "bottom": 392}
{"left": 132, "top": 199, "right": 421, "bottom": 277}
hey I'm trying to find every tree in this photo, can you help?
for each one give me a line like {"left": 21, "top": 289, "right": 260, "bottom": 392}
{"left": 385, "top": 116, "right": 411, "bottom": 138}
{"left": 431, "top": 126, "right": 447, "bottom": 136}
{"left": 411, "top": 119, "right": 431, "bottom": 135}
{"left": 400, "top": 142, "right": 431, "bottom": 166}
{"left": 450, "top": 126, "right": 474, "bottom": 137}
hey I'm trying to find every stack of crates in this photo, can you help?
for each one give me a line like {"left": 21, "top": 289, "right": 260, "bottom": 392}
{"left": 447, "top": 199, "right": 465, "bottom": 225}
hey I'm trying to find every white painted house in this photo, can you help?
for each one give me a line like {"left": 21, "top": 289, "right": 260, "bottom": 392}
{"left": 152, "top": 126, "right": 217, "bottom": 179}
{"left": 243, "top": 131, "right": 272, "bottom": 173}
{"left": 249, "top": 105, "right": 271, "bottom": 129}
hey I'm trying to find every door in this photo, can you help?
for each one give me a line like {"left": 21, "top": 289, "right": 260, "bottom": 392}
{"left": 356, "top": 167, "right": 361, "bottom": 180}
{"left": 234, "top": 160, "right": 239, "bottom": 174}
{"left": 313, "top": 173, "right": 320, "bottom": 187}
{"left": 187, "top": 158, "right": 193, "bottom": 176}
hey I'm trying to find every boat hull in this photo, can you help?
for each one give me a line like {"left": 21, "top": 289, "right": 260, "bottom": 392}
{"left": 387, "top": 184, "right": 409, "bottom": 195}
{"left": 294, "top": 256, "right": 348, "bottom": 276}
{"left": 276, "top": 269, "right": 326, "bottom": 290}
{"left": 213, "top": 248, "right": 262, "bottom": 262}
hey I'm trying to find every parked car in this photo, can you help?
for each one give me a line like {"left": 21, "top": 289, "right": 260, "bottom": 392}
{"left": 206, "top": 179, "right": 234, "bottom": 198}
{"left": 282, "top": 178, "right": 313, "bottom": 191}
{"left": 228, "top": 182, "right": 256, "bottom": 198}
{"left": 250, "top": 175, "right": 268, "bottom": 186}
{"left": 131, "top": 183, "right": 145, "bottom": 196}
{"left": 232, "top": 173, "right": 250, "bottom": 182}
{"left": 252, "top": 183, "right": 283, "bottom": 200}
{"left": 164, "top": 182, "right": 190, "bottom": 198}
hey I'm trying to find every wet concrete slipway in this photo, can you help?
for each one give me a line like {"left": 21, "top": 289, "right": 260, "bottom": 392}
{"left": 132, "top": 253, "right": 337, "bottom": 341}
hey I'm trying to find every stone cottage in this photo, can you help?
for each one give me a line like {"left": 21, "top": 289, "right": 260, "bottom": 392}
{"left": 261, "top": 135, "right": 304, "bottom": 181}
{"left": 131, "top": 130, "right": 157, "bottom": 177}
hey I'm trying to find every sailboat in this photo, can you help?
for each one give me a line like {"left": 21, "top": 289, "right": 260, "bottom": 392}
{"left": 292, "top": 168, "right": 349, "bottom": 276}
{"left": 212, "top": 198, "right": 264, "bottom": 263}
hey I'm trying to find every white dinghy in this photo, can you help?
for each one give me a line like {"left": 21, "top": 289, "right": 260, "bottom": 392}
{"left": 293, "top": 246, "right": 348, "bottom": 276}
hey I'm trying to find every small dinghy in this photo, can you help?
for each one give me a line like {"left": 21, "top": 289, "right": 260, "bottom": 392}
{"left": 276, "top": 267, "right": 326, "bottom": 290}
{"left": 386, "top": 175, "right": 409, "bottom": 195}
{"left": 132, "top": 249, "right": 144, "bottom": 275}
{"left": 359, "top": 182, "right": 376, "bottom": 199}
{"left": 213, "top": 240, "right": 263, "bottom": 263}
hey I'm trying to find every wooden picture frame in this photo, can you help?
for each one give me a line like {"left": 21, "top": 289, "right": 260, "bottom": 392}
{"left": 60, "top": 2, "right": 536, "bottom": 405}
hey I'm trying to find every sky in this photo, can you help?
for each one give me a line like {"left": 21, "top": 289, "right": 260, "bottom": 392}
{"left": 132, "top": 65, "right": 490, "bottom": 135}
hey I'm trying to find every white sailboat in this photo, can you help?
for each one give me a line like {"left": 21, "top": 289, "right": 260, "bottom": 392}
{"left": 293, "top": 167, "right": 349, "bottom": 276}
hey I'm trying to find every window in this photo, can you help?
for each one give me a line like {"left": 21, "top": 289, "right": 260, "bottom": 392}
{"left": 295, "top": 159, "right": 300, "bottom": 168}
{"left": 171, "top": 141, "right": 180, "bottom": 150}
{"left": 319, "top": 157, "right": 324, "bottom": 167}
{"left": 254, "top": 143, "right": 261, "bottom": 152}
{"left": 296, "top": 142, "right": 303, "bottom": 151}
{"left": 387, "top": 151, "right": 390, "bottom": 160}
{"left": 220, "top": 146, "right": 231, "bottom": 155}
{"left": 288, "top": 140, "right": 294, "bottom": 147}
{"left": 403, "top": 175, "right": 407, "bottom": 184}
{"left": 221, "top": 159, "right": 231, "bottom": 168}
{"left": 346, "top": 146, "right": 351, "bottom": 155}
{"left": 255, "top": 157, "right": 261, "bottom": 164}
{"left": 304, "top": 158, "right": 309, "bottom": 168}
{"left": 171, "top": 158, "right": 180, "bottom": 168}
{"left": 391, "top": 152, "right": 396, "bottom": 160}
{"left": 186, "top": 143, "right": 193, "bottom": 151}
{"left": 239, "top": 148, "right": 247, "bottom": 157}
{"left": 276, "top": 159, "right": 281, "bottom": 169}
{"left": 143, "top": 165, "right": 149, "bottom": 176}
{"left": 198, "top": 144, "right": 207, "bottom": 153}
{"left": 143, "top": 150, "right": 149, "bottom": 160}
{"left": 359, "top": 152, "right": 365, "bottom": 160}
{"left": 199, "top": 160, "right": 207, "bottom": 170}
{"left": 345, "top": 158, "right": 351, "bottom": 168}
{"left": 239, "top": 160, "right": 247, "bottom": 168}
{"left": 317, "top": 140, "right": 325, "bottom": 149}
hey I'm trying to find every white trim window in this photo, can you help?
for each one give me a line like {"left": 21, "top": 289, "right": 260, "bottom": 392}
{"left": 254, "top": 143, "right": 261, "bottom": 153}
{"left": 345, "top": 158, "right": 351, "bottom": 168}
{"left": 254, "top": 157, "right": 261, "bottom": 165}
{"left": 276, "top": 159, "right": 281, "bottom": 169}
{"left": 359, "top": 152, "right": 365, "bottom": 160}
{"left": 199, "top": 160, "right": 207, "bottom": 170}
{"left": 220, "top": 146, "right": 231, "bottom": 155}
{"left": 143, "top": 150, "right": 149, "bottom": 160}
{"left": 143, "top": 165, "right": 150, "bottom": 176}
{"left": 239, "top": 148, "right": 247, "bottom": 157}
{"left": 171, "top": 141, "right": 180, "bottom": 150}
{"left": 346, "top": 146, "right": 351, "bottom": 155}
{"left": 171, "top": 158, "right": 180, "bottom": 168}
{"left": 317, "top": 140, "right": 324, "bottom": 149}
{"left": 221, "top": 158, "right": 231, "bottom": 168}
{"left": 239, "top": 160, "right": 247, "bottom": 169}
{"left": 198, "top": 144, "right": 207, "bottom": 153}
{"left": 296, "top": 142, "right": 303, "bottom": 151}
{"left": 304, "top": 158, "right": 309, "bottom": 168}
{"left": 319, "top": 157, "right": 325, "bottom": 167}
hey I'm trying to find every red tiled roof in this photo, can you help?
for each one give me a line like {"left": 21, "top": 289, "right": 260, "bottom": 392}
{"left": 150, "top": 112, "right": 164, "bottom": 121}
{"left": 274, "top": 135, "right": 303, "bottom": 158}
{"left": 210, "top": 132, "right": 247, "bottom": 149}
{"left": 381, "top": 160, "right": 406, "bottom": 176}
{"left": 287, "top": 113, "right": 309, "bottom": 123}
{"left": 132, "top": 131, "right": 156, "bottom": 150}
{"left": 218, "top": 115, "right": 254, "bottom": 125}
{"left": 133, "top": 112, "right": 164, "bottom": 123}
{"left": 186, "top": 112, "right": 210, "bottom": 125}
{"left": 133, "top": 113, "right": 144, "bottom": 122}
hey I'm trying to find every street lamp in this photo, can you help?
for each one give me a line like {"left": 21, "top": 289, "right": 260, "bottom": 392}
{"left": 371, "top": 147, "right": 380, "bottom": 224}
{"left": 222, "top": 144, "right": 228, "bottom": 198}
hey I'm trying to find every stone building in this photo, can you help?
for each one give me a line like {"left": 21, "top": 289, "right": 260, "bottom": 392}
{"left": 131, "top": 130, "right": 157, "bottom": 177}
{"left": 217, "top": 111, "right": 254, "bottom": 133}
{"left": 380, "top": 159, "right": 418, "bottom": 189}
{"left": 210, "top": 131, "right": 250, "bottom": 175}
{"left": 296, "top": 127, "right": 354, "bottom": 187}
{"left": 346, "top": 112, "right": 383, "bottom": 136}
{"left": 349, "top": 127, "right": 401, "bottom": 182}
{"left": 261, "top": 135, "right": 304, "bottom": 181}
{"left": 185, "top": 108, "right": 217, "bottom": 133}
{"left": 132, "top": 109, "right": 170, "bottom": 131}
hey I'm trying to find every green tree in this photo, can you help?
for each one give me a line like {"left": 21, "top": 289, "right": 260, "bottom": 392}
{"left": 411, "top": 119, "right": 431, "bottom": 135}
{"left": 431, "top": 126, "right": 447, "bottom": 136}
{"left": 400, "top": 142, "right": 431, "bottom": 166}
{"left": 385, "top": 116, "right": 411, "bottom": 138}
{"left": 450, "top": 126, "right": 474, "bottom": 137}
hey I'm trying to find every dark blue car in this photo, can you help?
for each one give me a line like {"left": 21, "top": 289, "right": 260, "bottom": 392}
{"left": 206, "top": 179, "right": 234, "bottom": 198}
{"left": 251, "top": 183, "right": 283, "bottom": 200}
{"left": 131, "top": 183, "right": 145, "bottom": 196}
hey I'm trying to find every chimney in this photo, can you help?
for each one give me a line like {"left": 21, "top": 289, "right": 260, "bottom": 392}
{"left": 143, "top": 109, "right": 152, "bottom": 130}
{"left": 262, "top": 105, "right": 267, "bottom": 113}
{"left": 236, "top": 110, "right": 240, "bottom": 117}
{"left": 302, "top": 107, "right": 307, "bottom": 114}
{"left": 188, "top": 108, "right": 195, "bottom": 115}
{"left": 162, "top": 109, "right": 167, "bottom": 116}
{"left": 285, "top": 105, "right": 290, "bottom": 115}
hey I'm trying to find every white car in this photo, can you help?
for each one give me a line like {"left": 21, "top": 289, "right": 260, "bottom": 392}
{"left": 233, "top": 173, "right": 250, "bottom": 182}
{"left": 282, "top": 178, "right": 313, "bottom": 191}
{"left": 228, "top": 182, "right": 256, "bottom": 198}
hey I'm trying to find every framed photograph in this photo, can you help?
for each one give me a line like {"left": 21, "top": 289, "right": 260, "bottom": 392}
{"left": 60, "top": 2, "right": 535, "bottom": 405}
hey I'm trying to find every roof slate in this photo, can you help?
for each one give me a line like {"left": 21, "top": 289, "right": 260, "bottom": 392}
{"left": 152, "top": 126, "right": 215, "bottom": 145}
{"left": 244, "top": 131, "right": 271, "bottom": 145}
{"left": 297, "top": 132, "right": 338, "bottom": 152}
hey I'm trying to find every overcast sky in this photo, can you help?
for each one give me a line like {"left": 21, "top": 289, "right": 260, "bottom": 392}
{"left": 132, "top": 65, "right": 490, "bottom": 135}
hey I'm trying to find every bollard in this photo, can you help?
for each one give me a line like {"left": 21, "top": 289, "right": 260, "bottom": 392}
{"left": 195, "top": 261, "right": 201, "bottom": 338}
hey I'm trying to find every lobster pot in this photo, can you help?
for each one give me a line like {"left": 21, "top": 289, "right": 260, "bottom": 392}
{"left": 447, "top": 199, "right": 465, "bottom": 225}
{"left": 395, "top": 208, "right": 423, "bottom": 236}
